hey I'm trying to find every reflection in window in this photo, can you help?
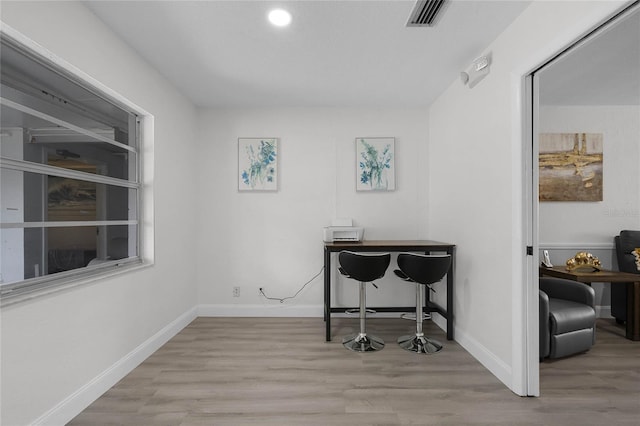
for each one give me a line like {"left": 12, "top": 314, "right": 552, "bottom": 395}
{"left": 0, "top": 33, "right": 142, "bottom": 300}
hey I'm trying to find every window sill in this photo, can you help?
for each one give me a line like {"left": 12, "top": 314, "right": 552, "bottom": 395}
{"left": 0, "top": 260, "right": 153, "bottom": 308}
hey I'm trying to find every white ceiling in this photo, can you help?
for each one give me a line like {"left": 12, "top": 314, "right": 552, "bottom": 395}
{"left": 538, "top": 7, "right": 640, "bottom": 106}
{"left": 85, "top": 0, "right": 532, "bottom": 108}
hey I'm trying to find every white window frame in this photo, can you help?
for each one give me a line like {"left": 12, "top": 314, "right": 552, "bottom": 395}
{"left": 0, "top": 25, "right": 154, "bottom": 306}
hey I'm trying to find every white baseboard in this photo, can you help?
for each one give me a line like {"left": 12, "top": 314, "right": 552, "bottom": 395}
{"left": 32, "top": 307, "right": 197, "bottom": 426}
{"left": 198, "top": 304, "right": 511, "bottom": 384}
{"left": 435, "top": 316, "right": 512, "bottom": 393}
{"left": 30, "top": 305, "right": 519, "bottom": 425}
{"left": 198, "top": 303, "right": 323, "bottom": 317}
{"left": 197, "top": 305, "right": 481, "bottom": 374}
{"left": 596, "top": 305, "right": 611, "bottom": 319}
{"left": 432, "top": 304, "right": 614, "bottom": 401}
{"left": 456, "top": 330, "right": 513, "bottom": 391}
{"left": 197, "top": 304, "right": 423, "bottom": 318}
{"left": 28, "top": 305, "right": 522, "bottom": 426}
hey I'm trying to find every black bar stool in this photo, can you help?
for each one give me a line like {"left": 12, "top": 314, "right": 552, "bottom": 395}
{"left": 394, "top": 253, "right": 451, "bottom": 354}
{"left": 338, "top": 251, "right": 391, "bottom": 352}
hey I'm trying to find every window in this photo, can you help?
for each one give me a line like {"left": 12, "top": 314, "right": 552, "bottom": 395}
{"left": 1, "top": 33, "right": 143, "bottom": 303}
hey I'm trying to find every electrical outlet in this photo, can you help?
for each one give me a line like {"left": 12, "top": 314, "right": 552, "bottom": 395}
{"left": 233, "top": 286, "right": 240, "bottom": 297}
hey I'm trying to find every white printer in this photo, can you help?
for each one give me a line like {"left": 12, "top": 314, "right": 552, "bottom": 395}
{"left": 322, "top": 218, "right": 364, "bottom": 242}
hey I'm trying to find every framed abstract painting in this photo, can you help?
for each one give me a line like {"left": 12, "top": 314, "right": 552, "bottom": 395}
{"left": 356, "top": 137, "right": 395, "bottom": 191}
{"left": 238, "top": 138, "right": 278, "bottom": 191}
{"left": 539, "top": 133, "right": 603, "bottom": 201}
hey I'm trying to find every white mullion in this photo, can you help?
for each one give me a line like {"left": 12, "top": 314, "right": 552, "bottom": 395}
{"left": 1, "top": 96, "right": 135, "bottom": 153}
{"left": 0, "top": 157, "right": 139, "bottom": 189}
{"left": 1, "top": 220, "right": 137, "bottom": 229}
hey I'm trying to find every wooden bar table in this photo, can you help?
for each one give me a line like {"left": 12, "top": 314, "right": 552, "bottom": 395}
{"left": 324, "top": 240, "right": 456, "bottom": 342}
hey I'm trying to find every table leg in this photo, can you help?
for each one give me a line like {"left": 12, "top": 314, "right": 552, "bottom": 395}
{"left": 324, "top": 247, "right": 331, "bottom": 341}
{"left": 447, "top": 247, "right": 455, "bottom": 341}
{"left": 424, "top": 251, "right": 430, "bottom": 314}
{"left": 446, "top": 267, "right": 453, "bottom": 341}
{"left": 626, "top": 281, "right": 640, "bottom": 341}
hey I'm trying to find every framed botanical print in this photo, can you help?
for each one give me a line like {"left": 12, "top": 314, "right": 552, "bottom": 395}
{"left": 238, "top": 138, "right": 278, "bottom": 191}
{"left": 356, "top": 137, "right": 395, "bottom": 191}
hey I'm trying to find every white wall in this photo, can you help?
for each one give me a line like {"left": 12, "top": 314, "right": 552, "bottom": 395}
{"left": 0, "top": 2, "right": 199, "bottom": 425}
{"left": 196, "top": 108, "right": 429, "bottom": 314}
{"left": 427, "top": 0, "right": 628, "bottom": 393}
{"left": 539, "top": 106, "right": 640, "bottom": 315}
{"left": 539, "top": 106, "right": 640, "bottom": 243}
{"left": 1, "top": 1, "right": 634, "bottom": 422}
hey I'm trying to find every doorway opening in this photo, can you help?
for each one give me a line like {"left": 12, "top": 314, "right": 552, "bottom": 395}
{"left": 528, "top": 1, "right": 640, "bottom": 395}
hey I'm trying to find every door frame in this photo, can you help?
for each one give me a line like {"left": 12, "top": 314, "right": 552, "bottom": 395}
{"left": 517, "top": 0, "right": 638, "bottom": 396}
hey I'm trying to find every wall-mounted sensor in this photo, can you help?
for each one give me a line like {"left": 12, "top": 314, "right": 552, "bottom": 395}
{"left": 461, "top": 53, "right": 491, "bottom": 88}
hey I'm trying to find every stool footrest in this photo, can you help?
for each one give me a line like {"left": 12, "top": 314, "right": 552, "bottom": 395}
{"left": 345, "top": 308, "right": 377, "bottom": 315}
{"left": 400, "top": 312, "right": 432, "bottom": 321}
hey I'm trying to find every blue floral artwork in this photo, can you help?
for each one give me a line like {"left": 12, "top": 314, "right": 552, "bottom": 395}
{"left": 238, "top": 138, "right": 278, "bottom": 191}
{"left": 356, "top": 138, "right": 395, "bottom": 191}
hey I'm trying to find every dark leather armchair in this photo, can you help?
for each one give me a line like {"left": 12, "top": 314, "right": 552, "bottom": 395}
{"left": 540, "top": 277, "right": 596, "bottom": 360}
{"left": 612, "top": 230, "right": 640, "bottom": 323}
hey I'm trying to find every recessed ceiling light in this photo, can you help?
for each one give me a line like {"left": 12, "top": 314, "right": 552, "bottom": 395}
{"left": 268, "top": 9, "right": 292, "bottom": 27}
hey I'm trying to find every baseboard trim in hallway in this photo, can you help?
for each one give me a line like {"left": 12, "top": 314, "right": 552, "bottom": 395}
{"left": 32, "top": 307, "right": 198, "bottom": 426}
{"left": 66, "top": 317, "right": 639, "bottom": 425}
{"left": 197, "top": 304, "right": 323, "bottom": 317}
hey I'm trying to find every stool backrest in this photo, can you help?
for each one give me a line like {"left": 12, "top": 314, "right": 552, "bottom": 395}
{"left": 397, "top": 253, "right": 451, "bottom": 285}
{"left": 338, "top": 251, "right": 391, "bottom": 282}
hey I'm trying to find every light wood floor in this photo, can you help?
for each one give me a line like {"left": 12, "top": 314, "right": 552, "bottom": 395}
{"left": 69, "top": 317, "right": 640, "bottom": 425}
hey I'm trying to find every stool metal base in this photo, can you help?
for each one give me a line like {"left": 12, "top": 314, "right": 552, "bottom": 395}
{"left": 397, "top": 334, "right": 443, "bottom": 354}
{"left": 342, "top": 332, "right": 385, "bottom": 352}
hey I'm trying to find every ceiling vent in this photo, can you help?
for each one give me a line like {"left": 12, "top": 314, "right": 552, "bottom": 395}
{"left": 407, "top": 0, "right": 447, "bottom": 27}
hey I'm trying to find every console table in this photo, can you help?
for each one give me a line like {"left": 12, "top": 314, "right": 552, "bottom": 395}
{"left": 540, "top": 265, "right": 640, "bottom": 341}
{"left": 324, "top": 240, "right": 456, "bottom": 342}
